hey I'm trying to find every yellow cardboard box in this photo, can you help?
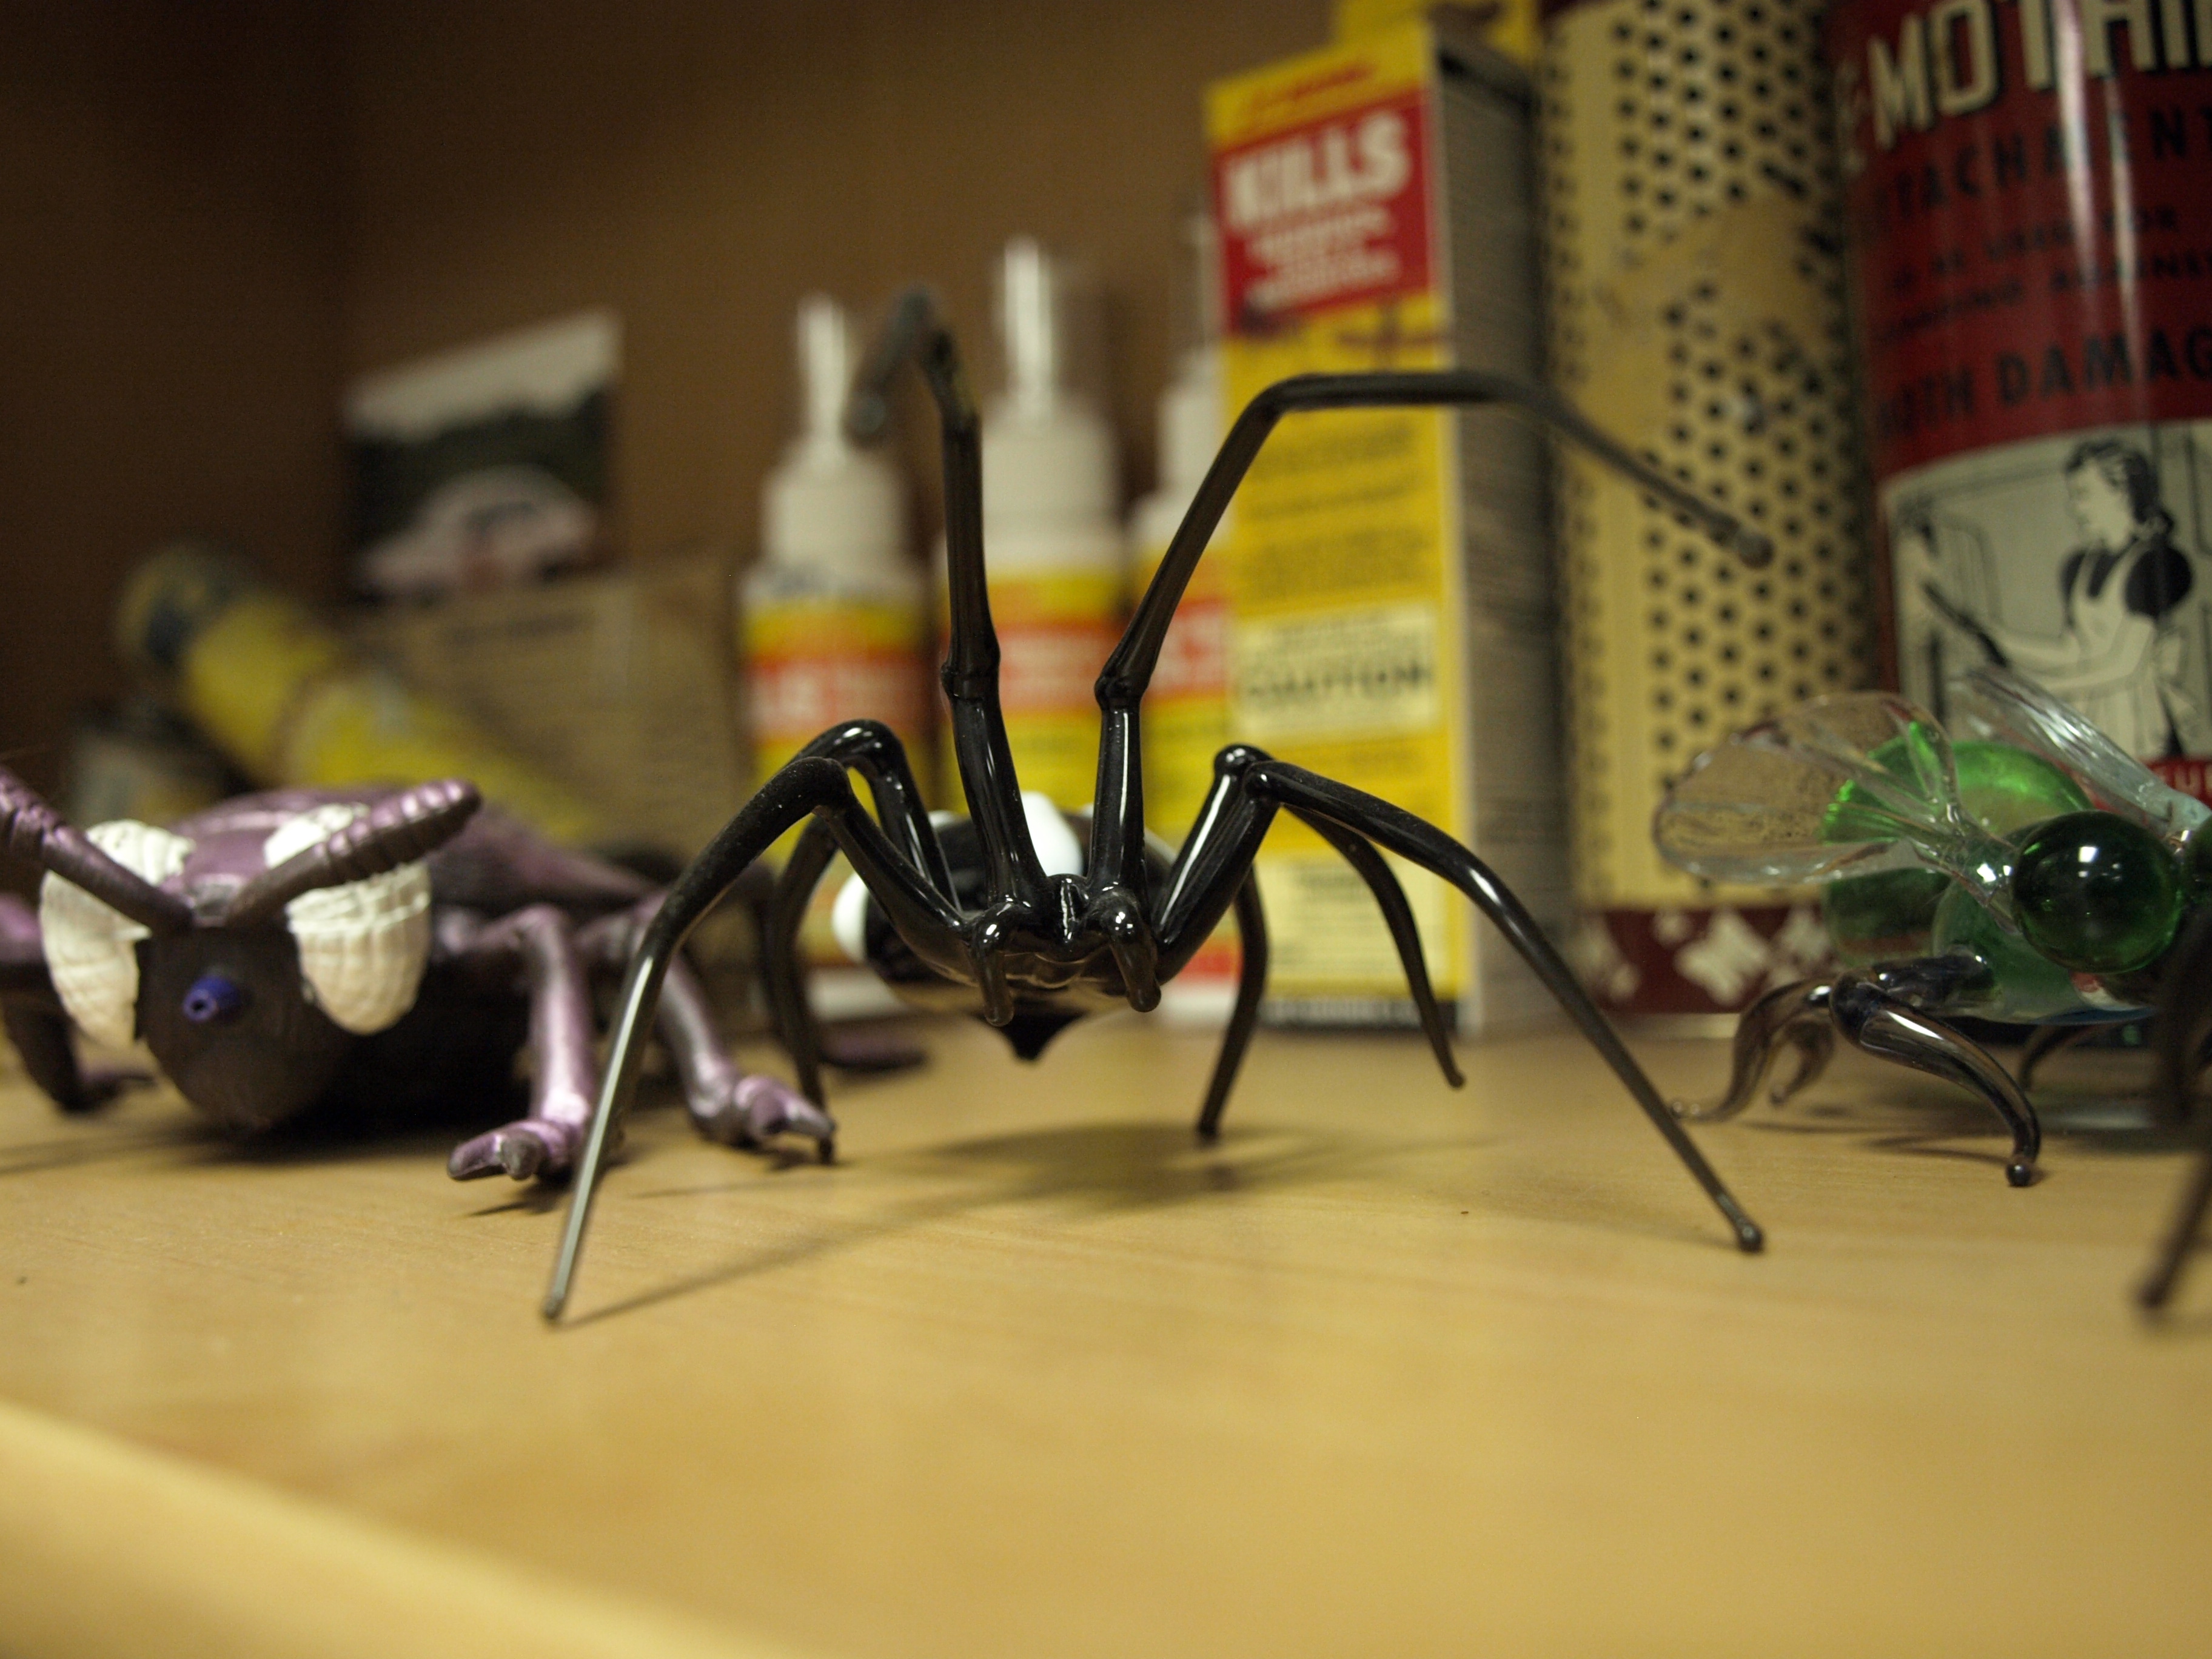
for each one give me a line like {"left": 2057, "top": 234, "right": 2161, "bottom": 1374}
{"left": 1208, "top": 16, "right": 1561, "bottom": 1031}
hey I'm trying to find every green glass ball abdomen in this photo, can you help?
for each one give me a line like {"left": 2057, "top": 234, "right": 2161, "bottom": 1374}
{"left": 2011, "top": 811, "right": 2184, "bottom": 976}
{"left": 1820, "top": 737, "right": 2091, "bottom": 966}
{"left": 1930, "top": 882, "right": 2089, "bottom": 1019}
{"left": 1823, "top": 868, "right": 1949, "bottom": 966}
{"left": 1822, "top": 736, "right": 2090, "bottom": 846}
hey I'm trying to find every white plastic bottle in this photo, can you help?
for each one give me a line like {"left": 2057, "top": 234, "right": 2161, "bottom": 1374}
{"left": 942, "top": 237, "right": 1125, "bottom": 813}
{"left": 742, "top": 295, "right": 928, "bottom": 997}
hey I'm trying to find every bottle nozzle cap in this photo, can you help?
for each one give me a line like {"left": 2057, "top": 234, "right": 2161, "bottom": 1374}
{"left": 797, "top": 293, "right": 854, "bottom": 449}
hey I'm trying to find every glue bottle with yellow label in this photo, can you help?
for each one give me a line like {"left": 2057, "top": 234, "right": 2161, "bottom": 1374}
{"left": 942, "top": 238, "right": 1124, "bottom": 814}
{"left": 742, "top": 295, "right": 928, "bottom": 1005}
{"left": 744, "top": 295, "right": 925, "bottom": 796}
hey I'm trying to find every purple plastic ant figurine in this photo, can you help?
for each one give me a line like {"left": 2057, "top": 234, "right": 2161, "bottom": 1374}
{"left": 0, "top": 769, "right": 831, "bottom": 1175}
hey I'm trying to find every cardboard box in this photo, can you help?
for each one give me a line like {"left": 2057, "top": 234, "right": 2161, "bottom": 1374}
{"left": 350, "top": 555, "right": 745, "bottom": 866}
{"left": 1208, "top": 15, "right": 1563, "bottom": 1032}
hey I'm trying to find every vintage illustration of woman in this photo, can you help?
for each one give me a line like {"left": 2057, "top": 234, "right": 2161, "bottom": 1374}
{"left": 1891, "top": 502, "right": 1992, "bottom": 721}
{"left": 1922, "top": 438, "right": 2206, "bottom": 757}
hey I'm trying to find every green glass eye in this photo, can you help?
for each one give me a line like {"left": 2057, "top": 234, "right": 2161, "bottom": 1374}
{"left": 2010, "top": 811, "right": 2183, "bottom": 975}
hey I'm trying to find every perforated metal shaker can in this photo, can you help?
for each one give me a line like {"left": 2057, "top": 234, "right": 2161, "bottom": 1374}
{"left": 1543, "top": 0, "right": 1876, "bottom": 1018}
{"left": 1831, "top": 0, "right": 2212, "bottom": 798}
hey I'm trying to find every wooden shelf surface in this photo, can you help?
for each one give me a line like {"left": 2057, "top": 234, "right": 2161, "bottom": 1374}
{"left": 2, "top": 1017, "right": 2207, "bottom": 1656}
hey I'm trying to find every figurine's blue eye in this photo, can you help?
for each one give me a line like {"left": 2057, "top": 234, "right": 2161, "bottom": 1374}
{"left": 2011, "top": 811, "right": 2183, "bottom": 976}
{"left": 181, "top": 973, "right": 249, "bottom": 1025}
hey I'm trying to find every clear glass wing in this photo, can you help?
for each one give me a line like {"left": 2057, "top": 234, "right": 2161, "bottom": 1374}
{"left": 1654, "top": 692, "right": 2013, "bottom": 905}
{"left": 1947, "top": 666, "right": 2210, "bottom": 842}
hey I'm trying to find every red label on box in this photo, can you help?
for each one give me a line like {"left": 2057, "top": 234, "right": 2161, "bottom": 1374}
{"left": 1214, "top": 90, "right": 1433, "bottom": 332}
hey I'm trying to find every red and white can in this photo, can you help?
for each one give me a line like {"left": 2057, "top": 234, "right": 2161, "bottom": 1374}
{"left": 1831, "top": 0, "right": 2212, "bottom": 793}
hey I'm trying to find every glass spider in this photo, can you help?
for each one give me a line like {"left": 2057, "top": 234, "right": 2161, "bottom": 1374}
{"left": 541, "top": 290, "right": 1775, "bottom": 1319}
{"left": 1656, "top": 669, "right": 2212, "bottom": 1303}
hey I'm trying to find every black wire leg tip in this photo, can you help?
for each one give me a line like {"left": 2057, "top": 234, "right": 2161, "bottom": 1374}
{"left": 1720, "top": 1193, "right": 1765, "bottom": 1253}
{"left": 2137, "top": 1155, "right": 2212, "bottom": 1312}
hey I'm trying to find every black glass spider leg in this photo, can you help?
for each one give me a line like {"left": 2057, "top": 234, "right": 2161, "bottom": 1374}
{"left": 1087, "top": 370, "right": 1771, "bottom": 899}
{"left": 781, "top": 719, "right": 949, "bottom": 1069}
{"left": 850, "top": 292, "right": 1046, "bottom": 908}
{"left": 2139, "top": 1153, "right": 2212, "bottom": 1310}
{"left": 1195, "top": 874, "right": 1269, "bottom": 1141}
{"left": 1286, "top": 808, "right": 1463, "bottom": 1091}
{"left": 2151, "top": 911, "right": 2212, "bottom": 1130}
{"left": 763, "top": 819, "right": 842, "bottom": 1111}
{"left": 2137, "top": 913, "right": 2212, "bottom": 1308}
{"left": 1242, "top": 760, "right": 1764, "bottom": 1253}
{"left": 1828, "top": 975, "right": 2040, "bottom": 1187}
{"left": 1680, "top": 979, "right": 1835, "bottom": 1122}
{"left": 794, "top": 718, "right": 955, "bottom": 900}
{"left": 1153, "top": 748, "right": 1282, "bottom": 978}
{"left": 545, "top": 754, "right": 966, "bottom": 1321}
{"left": 2014, "top": 1021, "right": 2099, "bottom": 1096}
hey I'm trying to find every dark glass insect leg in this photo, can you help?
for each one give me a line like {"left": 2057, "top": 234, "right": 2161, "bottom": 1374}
{"left": 2014, "top": 1022, "right": 2100, "bottom": 1096}
{"left": 545, "top": 754, "right": 967, "bottom": 1319}
{"left": 1195, "top": 874, "right": 1268, "bottom": 1141}
{"left": 1247, "top": 760, "right": 1763, "bottom": 1251}
{"left": 2136, "top": 913, "right": 2212, "bottom": 1307}
{"left": 762, "top": 820, "right": 841, "bottom": 1109}
{"left": 1827, "top": 975, "right": 2040, "bottom": 1187}
{"left": 2139, "top": 1154, "right": 2212, "bottom": 1310}
{"left": 2151, "top": 913, "right": 2212, "bottom": 1131}
{"left": 1680, "top": 979, "right": 1836, "bottom": 1123}
{"left": 1287, "top": 808, "right": 1463, "bottom": 1091}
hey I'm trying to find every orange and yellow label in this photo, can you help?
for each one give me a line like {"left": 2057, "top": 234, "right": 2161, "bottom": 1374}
{"left": 746, "top": 598, "right": 930, "bottom": 783}
{"left": 745, "top": 594, "right": 930, "bottom": 967}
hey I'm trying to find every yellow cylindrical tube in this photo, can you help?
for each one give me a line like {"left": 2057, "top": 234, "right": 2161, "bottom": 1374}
{"left": 118, "top": 543, "right": 602, "bottom": 846}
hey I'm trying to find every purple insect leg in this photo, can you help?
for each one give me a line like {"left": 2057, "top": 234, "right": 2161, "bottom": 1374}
{"left": 576, "top": 905, "right": 834, "bottom": 1160}
{"left": 444, "top": 905, "right": 600, "bottom": 1182}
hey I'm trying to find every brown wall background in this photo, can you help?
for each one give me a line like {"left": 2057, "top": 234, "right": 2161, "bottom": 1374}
{"left": 341, "top": 0, "right": 1333, "bottom": 560}
{"left": 0, "top": 0, "right": 1331, "bottom": 809}
{"left": 0, "top": 2, "right": 346, "bottom": 802}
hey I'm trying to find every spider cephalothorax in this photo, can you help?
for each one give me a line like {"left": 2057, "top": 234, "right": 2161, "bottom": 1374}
{"left": 543, "top": 290, "right": 1777, "bottom": 1318}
